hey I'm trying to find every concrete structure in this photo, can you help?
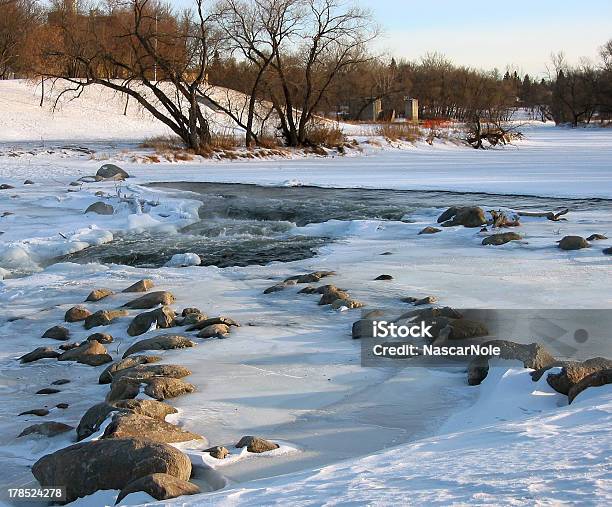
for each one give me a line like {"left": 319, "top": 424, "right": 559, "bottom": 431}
{"left": 405, "top": 98, "right": 419, "bottom": 123}
{"left": 350, "top": 98, "right": 382, "bottom": 121}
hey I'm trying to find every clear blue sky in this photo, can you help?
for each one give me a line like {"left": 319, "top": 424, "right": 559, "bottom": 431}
{"left": 171, "top": 0, "right": 612, "bottom": 76}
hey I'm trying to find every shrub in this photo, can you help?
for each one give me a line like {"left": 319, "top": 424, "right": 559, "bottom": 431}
{"left": 376, "top": 123, "right": 422, "bottom": 142}
{"left": 305, "top": 123, "right": 346, "bottom": 148}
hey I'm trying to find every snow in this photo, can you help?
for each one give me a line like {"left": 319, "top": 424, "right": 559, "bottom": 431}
{"left": 0, "top": 80, "right": 610, "bottom": 506}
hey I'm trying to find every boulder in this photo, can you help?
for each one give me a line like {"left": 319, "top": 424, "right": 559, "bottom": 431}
{"left": 106, "top": 378, "right": 143, "bottom": 402}
{"left": 446, "top": 319, "right": 489, "bottom": 340}
{"left": 65, "top": 306, "right": 92, "bottom": 322}
{"left": 0, "top": 183, "right": 15, "bottom": 190}
{"left": 56, "top": 403, "right": 69, "bottom": 409}
{"left": 110, "top": 364, "right": 191, "bottom": 384}
{"left": 235, "top": 435, "right": 279, "bottom": 453}
{"left": 179, "top": 312, "right": 207, "bottom": 327}
{"left": 197, "top": 324, "right": 230, "bottom": 338}
{"left": 186, "top": 316, "right": 240, "bottom": 331}
{"left": 547, "top": 357, "right": 612, "bottom": 395}
{"left": 439, "top": 207, "right": 487, "bottom": 228}
{"left": 205, "top": 446, "right": 229, "bottom": 459}
{"left": 18, "top": 422, "right": 73, "bottom": 438}
{"left": 143, "top": 377, "right": 196, "bottom": 401}
{"left": 96, "top": 163, "right": 129, "bottom": 180}
{"left": 330, "top": 298, "right": 364, "bottom": 310}
{"left": 52, "top": 379, "right": 70, "bottom": 385}
{"left": 558, "top": 236, "right": 590, "bottom": 250}
{"left": 24, "top": 179, "right": 34, "bottom": 185}
{"left": 482, "top": 232, "right": 522, "bottom": 246}
{"left": 84, "top": 309, "right": 128, "bottom": 329}
{"left": 586, "top": 233, "right": 607, "bottom": 241}
{"left": 115, "top": 473, "right": 200, "bottom": 504}
{"left": 18, "top": 408, "right": 49, "bottom": 416}
{"left": 468, "top": 341, "right": 557, "bottom": 385}
{"left": 122, "top": 279, "right": 154, "bottom": 293}
{"left": 418, "top": 226, "right": 442, "bottom": 234}
{"left": 58, "top": 340, "right": 112, "bottom": 366}
{"left": 32, "top": 438, "right": 191, "bottom": 504}
{"left": 122, "top": 334, "right": 195, "bottom": 358}
{"left": 298, "top": 286, "right": 318, "bottom": 294}
{"left": 319, "top": 288, "right": 350, "bottom": 305}
{"left": 181, "top": 307, "right": 201, "bottom": 317}
{"left": 87, "top": 332, "right": 113, "bottom": 344}
{"left": 263, "top": 280, "right": 297, "bottom": 294}
{"left": 42, "top": 325, "right": 70, "bottom": 341}
{"left": 85, "top": 202, "right": 114, "bottom": 215}
{"left": 36, "top": 388, "right": 61, "bottom": 395}
{"left": 374, "top": 274, "right": 393, "bottom": 280}
{"left": 568, "top": 369, "right": 612, "bottom": 403}
{"left": 603, "top": 247, "right": 612, "bottom": 255}
{"left": 102, "top": 413, "right": 203, "bottom": 443}
{"left": 406, "top": 296, "right": 438, "bottom": 306}
{"left": 99, "top": 355, "right": 162, "bottom": 384}
{"left": 59, "top": 342, "right": 80, "bottom": 350}
{"left": 128, "top": 306, "right": 175, "bottom": 336}
{"left": 20, "top": 347, "right": 60, "bottom": 363}
{"left": 124, "top": 291, "right": 176, "bottom": 310}
{"left": 86, "top": 288, "right": 114, "bottom": 302}
{"left": 352, "top": 319, "right": 374, "bottom": 339}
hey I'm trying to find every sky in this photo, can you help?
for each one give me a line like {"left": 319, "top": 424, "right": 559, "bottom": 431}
{"left": 169, "top": 0, "right": 612, "bottom": 77}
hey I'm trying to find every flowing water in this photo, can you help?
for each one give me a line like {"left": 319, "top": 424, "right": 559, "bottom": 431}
{"left": 57, "top": 182, "right": 612, "bottom": 268}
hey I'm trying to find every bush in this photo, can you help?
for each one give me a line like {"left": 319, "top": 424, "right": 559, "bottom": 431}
{"left": 376, "top": 123, "right": 422, "bottom": 142}
{"left": 140, "top": 135, "right": 186, "bottom": 151}
{"left": 305, "top": 123, "right": 346, "bottom": 148}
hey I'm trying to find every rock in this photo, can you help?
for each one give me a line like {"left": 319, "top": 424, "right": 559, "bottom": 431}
{"left": 0, "top": 183, "right": 15, "bottom": 190}
{"left": 42, "top": 325, "right": 70, "bottom": 341}
{"left": 110, "top": 364, "right": 191, "bottom": 384}
{"left": 115, "top": 473, "right": 200, "bottom": 504}
{"left": 181, "top": 307, "right": 201, "bottom": 317}
{"left": 197, "top": 324, "right": 230, "bottom": 338}
{"left": 99, "top": 355, "right": 162, "bottom": 384}
{"left": 123, "top": 279, "right": 154, "bottom": 293}
{"left": 235, "top": 435, "right": 279, "bottom": 453}
{"left": 412, "top": 296, "right": 438, "bottom": 306}
{"left": 586, "top": 233, "right": 607, "bottom": 241}
{"left": 128, "top": 306, "right": 175, "bottom": 336}
{"left": 568, "top": 369, "right": 612, "bottom": 403}
{"left": 65, "top": 306, "right": 92, "bottom": 322}
{"left": 468, "top": 341, "right": 557, "bottom": 385}
{"left": 547, "top": 357, "right": 612, "bottom": 395}
{"left": 19, "top": 409, "right": 49, "bottom": 416}
{"left": 86, "top": 288, "right": 114, "bottom": 302}
{"left": 179, "top": 312, "right": 207, "bottom": 327}
{"left": 32, "top": 438, "right": 191, "bottom": 504}
{"left": 24, "top": 179, "right": 34, "bottom": 185}
{"left": 330, "top": 298, "right": 364, "bottom": 310}
{"left": 186, "top": 316, "right": 240, "bottom": 331}
{"left": 319, "top": 288, "right": 350, "bottom": 305}
{"left": 352, "top": 319, "right": 374, "bottom": 339}
{"left": 411, "top": 306, "right": 463, "bottom": 320}
{"left": 58, "top": 340, "right": 112, "bottom": 366}
{"left": 102, "top": 413, "right": 203, "bottom": 443}
{"left": 85, "top": 202, "right": 114, "bottom": 215}
{"left": 446, "top": 319, "right": 489, "bottom": 340}
{"left": 482, "top": 232, "right": 522, "bottom": 246}
{"left": 143, "top": 377, "right": 196, "bottom": 401}
{"left": 603, "top": 247, "right": 612, "bottom": 255}
{"left": 20, "top": 347, "right": 60, "bottom": 363}
{"left": 96, "top": 163, "right": 129, "bottom": 180}
{"left": 297, "top": 286, "right": 318, "bottom": 294}
{"left": 439, "top": 206, "right": 487, "bottom": 228}
{"left": 36, "top": 388, "right": 61, "bottom": 395}
{"left": 418, "top": 226, "right": 442, "bottom": 234}
{"left": 76, "top": 403, "right": 117, "bottom": 440}
{"left": 51, "top": 379, "right": 70, "bottom": 385}
{"left": 122, "top": 334, "right": 195, "bottom": 358}
{"left": 123, "top": 291, "right": 176, "bottom": 310}
{"left": 106, "top": 378, "right": 144, "bottom": 402}
{"left": 205, "top": 446, "right": 229, "bottom": 459}
{"left": 59, "top": 342, "right": 80, "bottom": 350}
{"left": 84, "top": 309, "right": 128, "bottom": 329}
{"left": 263, "top": 280, "right": 297, "bottom": 294}
{"left": 558, "top": 236, "right": 590, "bottom": 250}
{"left": 87, "top": 332, "right": 113, "bottom": 344}
{"left": 56, "top": 403, "right": 69, "bottom": 409}
{"left": 286, "top": 271, "right": 335, "bottom": 284}
{"left": 374, "top": 274, "right": 393, "bottom": 280}
{"left": 18, "top": 422, "right": 73, "bottom": 438}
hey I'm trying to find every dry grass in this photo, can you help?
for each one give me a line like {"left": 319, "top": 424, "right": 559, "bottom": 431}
{"left": 140, "top": 135, "right": 186, "bottom": 151}
{"left": 306, "top": 123, "right": 346, "bottom": 148}
{"left": 376, "top": 123, "right": 422, "bottom": 142}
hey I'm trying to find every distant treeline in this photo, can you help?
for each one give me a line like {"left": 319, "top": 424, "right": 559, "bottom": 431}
{"left": 1, "top": 0, "right": 611, "bottom": 149}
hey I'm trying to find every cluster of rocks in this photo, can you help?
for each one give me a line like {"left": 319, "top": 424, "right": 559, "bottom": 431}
{"left": 264, "top": 270, "right": 365, "bottom": 310}
{"left": 425, "top": 206, "right": 610, "bottom": 254}
{"left": 18, "top": 277, "right": 282, "bottom": 503}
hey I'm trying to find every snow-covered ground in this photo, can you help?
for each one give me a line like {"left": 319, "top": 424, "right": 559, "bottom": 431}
{"left": 0, "top": 80, "right": 610, "bottom": 506}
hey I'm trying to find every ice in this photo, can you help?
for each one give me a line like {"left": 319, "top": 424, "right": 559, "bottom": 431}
{"left": 164, "top": 253, "right": 202, "bottom": 267}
